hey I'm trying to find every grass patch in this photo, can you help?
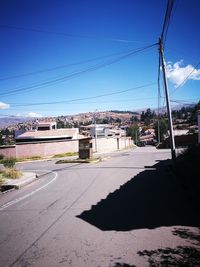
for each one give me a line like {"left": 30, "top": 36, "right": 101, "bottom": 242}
{"left": 16, "top": 156, "right": 42, "bottom": 162}
{"left": 2, "top": 157, "right": 16, "bottom": 168}
{"left": 53, "top": 152, "right": 78, "bottom": 158}
{"left": 56, "top": 157, "right": 101, "bottom": 164}
{"left": 0, "top": 168, "right": 22, "bottom": 179}
{"left": 0, "top": 173, "right": 5, "bottom": 185}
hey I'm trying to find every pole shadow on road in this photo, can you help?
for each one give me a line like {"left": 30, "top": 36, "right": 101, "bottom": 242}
{"left": 77, "top": 160, "right": 200, "bottom": 231}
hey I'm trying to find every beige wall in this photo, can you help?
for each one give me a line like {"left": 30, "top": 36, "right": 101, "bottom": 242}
{"left": 0, "top": 145, "right": 16, "bottom": 158}
{"left": 16, "top": 140, "right": 78, "bottom": 158}
{"left": 92, "top": 137, "right": 132, "bottom": 153}
{"left": 0, "top": 137, "right": 132, "bottom": 159}
{"left": 0, "top": 140, "right": 78, "bottom": 159}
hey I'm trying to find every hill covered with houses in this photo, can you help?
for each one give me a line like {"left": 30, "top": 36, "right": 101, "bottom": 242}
{"left": 0, "top": 101, "right": 199, "bottom": 147}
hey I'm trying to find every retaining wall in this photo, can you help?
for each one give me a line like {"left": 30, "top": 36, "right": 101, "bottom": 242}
{"left": 92, "top": 137, "right": 132, "bottom": 153}
{"left": 0, "top": 137, "right": 132, "bottom": 159}
{"left": 0, "top": 140, "right": 78, "bottom": 158}
{"left": 0, "top": 145, "right": 16, "bottom": 158}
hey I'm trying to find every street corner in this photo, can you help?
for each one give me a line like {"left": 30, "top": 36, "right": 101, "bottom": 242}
{"left": 1, "top": 172, "right": 37, "bottom": 192}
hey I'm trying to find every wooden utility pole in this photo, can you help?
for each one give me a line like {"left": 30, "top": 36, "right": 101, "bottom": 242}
{"left": 159, "top": 38, "right": 176, "bottom": 162}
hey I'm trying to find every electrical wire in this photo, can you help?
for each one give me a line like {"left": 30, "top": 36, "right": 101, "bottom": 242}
{"left": 158, "top": 0, "right": 175, "bottom": 119}
{"left": 170, "top": 60, "right": 200, "bottom": 96}
{"left": 171, "top": 98, "right": 200, "bottom": 106}
{"left": 10, "top": 96, "right": 157, "bottom": 107}
{"left": 0, "top": 24, "right": 150, "bottom": 44}
{"left": 0, "top": 47, "right": 148, "bottom": 81}
{"left": 8, "top": 82, "right": 156, "bottom": 107}
{"left": 160, "top": 0, "right": 174, "bottom": 47}
{"left": 0, "top": 43, "right": 157, "bottom": 97}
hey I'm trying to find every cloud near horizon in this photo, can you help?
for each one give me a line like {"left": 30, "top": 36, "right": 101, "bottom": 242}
{"left": 0, "top": 102, "right": 10, "bottom": 109}
{"left": 26, "top": 112, "right": 43, "bottom": 118}
{"left": 165, "top": 60, "right": 200, "bottom": 87}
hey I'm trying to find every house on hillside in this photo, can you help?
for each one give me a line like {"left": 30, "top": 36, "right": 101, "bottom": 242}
{"left": 81, "top": 124, "right": 125, "bottom": 138}
{"left": 0, "top": 121, "right": 132, "bottom": 158}
{"left": 15, "top": 121, "right": 81, "bottom": 143}
{"left": 139, "top": 128, "right": 156, "bottom": 145}
{"left": 36, "top": 121, "right": 57, "bottom": 131}
{"left": 158, "top": 128, "right": 198, "bottom": 148}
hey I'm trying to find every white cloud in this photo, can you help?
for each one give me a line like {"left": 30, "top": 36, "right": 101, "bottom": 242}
{"left": 26, "top": 112, "right": 43, "bottom": 118}
{"left": 0, "top": 102, "right": 10, "bottom": 109}
{"left": 165, "top": 60, "right": 200, "bottom": 87}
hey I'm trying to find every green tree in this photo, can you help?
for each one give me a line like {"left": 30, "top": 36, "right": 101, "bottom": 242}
{"left": 56, "top": 120, "right": 65, "bottom": 129}
{"left": 154, "top": 118, "right": 168, "bottom": 142}
{"left": 3, "top": 157, "right": 16, "bottom": 168}
{"left": 189, "top": 101, "right": 200, "bottom": 124}
{"left": 131, "top": 115, "right": 138, "bottom": 123}
{"left": 115, "top": 118, "right": 121, "bottom": 123}
{"left": 140, "top": 108, "right": 155, "bottom": 126}
{"left": 127, "top": 125, "right": 139, "bottom": 144}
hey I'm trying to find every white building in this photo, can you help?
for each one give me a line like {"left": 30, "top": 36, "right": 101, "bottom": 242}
{"left": 81, "top": 124, "right": 125, "bottom": 138}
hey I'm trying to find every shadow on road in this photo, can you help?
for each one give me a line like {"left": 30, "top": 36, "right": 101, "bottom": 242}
{"left": 77, "top": 160, "right": 200, "bottom": 231}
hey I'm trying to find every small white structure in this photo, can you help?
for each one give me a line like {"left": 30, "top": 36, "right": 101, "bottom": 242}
{"left": 81, "top": 124, "right": 125, "bottom": 138}
{"left": 15, "top": 121, "right": 82, "bottom": 143}
{"left": 36, "top": 121, "right": 57, "bottom": 131}
{"left": 90, "top": 124, "right": 110, "bottom": 137}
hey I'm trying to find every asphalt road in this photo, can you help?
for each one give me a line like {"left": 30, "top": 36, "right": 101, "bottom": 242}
{"left": 0, "top": 147, "right": 199, "bottom": 267}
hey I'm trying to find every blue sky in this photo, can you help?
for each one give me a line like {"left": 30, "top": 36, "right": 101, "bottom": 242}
{"left": 0, "top": 0, "right": 200, "bottom": 118}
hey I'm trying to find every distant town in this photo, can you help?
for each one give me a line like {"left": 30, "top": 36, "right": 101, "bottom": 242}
{"left": 0, "top": 101, "right": 199, "bottom": 148}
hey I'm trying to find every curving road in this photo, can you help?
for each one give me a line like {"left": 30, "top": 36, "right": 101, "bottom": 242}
{"left": 0, "top": 147, "right": 199, "bottom": 267}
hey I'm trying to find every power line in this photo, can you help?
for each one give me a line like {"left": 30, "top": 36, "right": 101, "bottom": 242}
{"left": 0, "top": 43, "right": 157, "bottom": 97}
{"left": 0, "top": 47, "right": 147, "bottom": 81}
{"left": 170, "top": 60, "right": 200, "bottom": 96}
{"left": 8, "top": 82, "right": 156, "bottom": 107}
{"left": 9, "top": 97, "right": 157, "bottom": 107}
{"left": 0, "top": 24, "right": 150, "bottom": 44}
{"left": 160, "top": 0, "right": 174, "bottom": 47}
{"left": 10, "top": 96, "right": 158, "bottom": 107}
{"left": 171, "top": 98, "right": 199, "bottom": 105}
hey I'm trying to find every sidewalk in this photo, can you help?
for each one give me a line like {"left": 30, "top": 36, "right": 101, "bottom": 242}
{"left": 1, "top": 172, "right": 37, "bottom": 191}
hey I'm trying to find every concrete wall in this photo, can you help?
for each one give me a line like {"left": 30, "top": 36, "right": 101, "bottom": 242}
{"left": 0, "top": 140, "right": 78, "bottom": 159}
{"left": 0, "top": 137, "right": 132, "bottom": 158}
{"left": 15, "top": 140, "right": 78, "bottom": 158}
{"left": 92, "top": 137, "right": 132, "bottom": 153}
{"left": 0, "top": 145, "right": 16, "bottom": 158}
{"left": 158, "top": 133, "right": 198, "bottom": 148}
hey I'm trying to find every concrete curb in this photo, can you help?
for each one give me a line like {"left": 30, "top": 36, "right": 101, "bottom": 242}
{"left": 1, "top": 172, "right": 37, "bottom": 190}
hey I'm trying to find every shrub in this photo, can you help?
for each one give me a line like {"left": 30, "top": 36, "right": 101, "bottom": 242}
{"left": 0, "top": 154, "right": 4, "bottom": 160}
{"left": 0, "top": 173, "right": 5, "bottom": 184}
{"left": 2, "top": 157, "right": 16, "bottom": 168}
{"left": 1, "top": 168, "right": 22, "bottom": 179}
{"left": 16, "top": 156, "right": 42, "bottom": 162}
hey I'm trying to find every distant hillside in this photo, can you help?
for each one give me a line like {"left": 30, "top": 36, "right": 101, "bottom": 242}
{"left": 0, "top": 117, "right": 30, "bottom": 128}
{"left": 0, "top": 102, "right": 198, "bottom": 129}
{"left": 110, "top": 110, "right": 139, "bottom": 115}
